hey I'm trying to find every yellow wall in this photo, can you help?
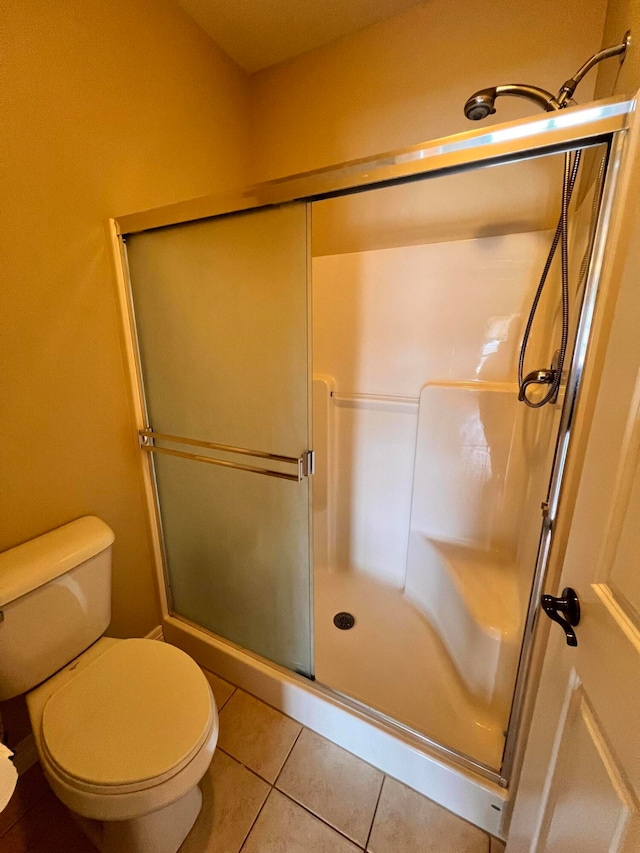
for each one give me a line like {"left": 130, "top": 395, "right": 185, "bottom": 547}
{"left": 3, "top": 0, "right": 632, "bottom": 647}
{"left": 1, "top": 0, "right": 250, "bottom": 637}
{"left": 594, "top": 0, "right": 640, "bottom": 96}
{"left": 249, "top": 0, "right": 607, "bottom": 182}
{"left": 249, "top": 0, "right": 608, "bottom": 257}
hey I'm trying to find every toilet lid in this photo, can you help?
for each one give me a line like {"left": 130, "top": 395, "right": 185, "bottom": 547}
{"left": 42, "top": 639, "right": 213, "bottom": 788}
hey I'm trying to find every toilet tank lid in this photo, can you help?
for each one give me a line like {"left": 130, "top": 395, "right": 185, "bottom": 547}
{"left": 0, "top": 517, "right": 114, "bottom": 607}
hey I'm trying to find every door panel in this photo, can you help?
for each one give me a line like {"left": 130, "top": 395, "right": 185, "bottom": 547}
{"left": 125, "top": 203, "right": 313, "bottom": 676}
{"left": 537, "top": 676, "right": 638, "bottom": 852}
{"left": 508, "top": 118, "right": 640, "bottom": 849}
{"left": 602, "top": 401, "right": 640, "bottom": 618}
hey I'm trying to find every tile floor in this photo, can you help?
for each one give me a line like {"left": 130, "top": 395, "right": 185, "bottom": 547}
{"left": 0, "top": 764, "right": 95, "bottom": 853}
{"left": 0, "top": 668, "right": 507, "bottom": 852}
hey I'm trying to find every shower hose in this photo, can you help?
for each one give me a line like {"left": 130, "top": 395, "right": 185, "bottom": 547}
{"left": 518, "top": 148, "right": 607, "bottom": 408}
{"left": 518, "top": 150, "right": 581, "bottom": 408}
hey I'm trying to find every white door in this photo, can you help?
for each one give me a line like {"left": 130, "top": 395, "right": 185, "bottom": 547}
{"left": 507, "top": 118, "right": 640, "bottom": 851}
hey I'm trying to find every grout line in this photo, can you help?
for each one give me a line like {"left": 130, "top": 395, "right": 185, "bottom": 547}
{"left": 238, "top": 791, "right": 272, "bottom": 853}
{"left": 216, "top": 686, "right": 304, "bottom": 786}
{"left": 214, "top": 678, "right": 392, "bottom": 777}
{"left": 212, "top": 678, "right": 491, "bottom": 844}
{"left": 217, "top": 686, "right": 236, "bottom": 712}
{"left": 212, "top": 677, "right": 389, "bottom": 778}
{"left": 216, "top": 746, "right": 276, "bottom": 785}
{"left": 213, "top": 748, "right": 275, "bottom": 853}
{"left": 276, "top": 788, "right": 365, "bottom": 849}
{"left": 221, "top": 725, "right": 368, "bottom": 850}
{"left": 273, "top": 726, "right": 304, "bottom": 787}
{"left": 364, "top": 774, "right": 386, "bottom": 851}
{"left": 201, "top": 667, "right": 237, "bottom": 712}
{"left": 229, "top": 684, "right": 308, "bottom": 727}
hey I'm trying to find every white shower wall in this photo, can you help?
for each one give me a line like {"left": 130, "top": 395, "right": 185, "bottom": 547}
{"left": 312, "top": 230, "right": 555, "bottom": 592}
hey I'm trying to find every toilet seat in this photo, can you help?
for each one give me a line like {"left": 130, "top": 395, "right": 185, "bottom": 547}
{"left": 41, "top": 639, "right": 213, "bottom": 795}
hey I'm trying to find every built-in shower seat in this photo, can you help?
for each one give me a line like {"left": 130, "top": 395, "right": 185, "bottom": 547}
{"left": 405, "top": 533, "right": 520, "bottom": 710}
{"left": 405, "top": 382, "right": 527, "bottom": 710}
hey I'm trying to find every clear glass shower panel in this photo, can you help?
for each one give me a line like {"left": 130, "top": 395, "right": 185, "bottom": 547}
{"left": 126, "top": 203, "right": 312, "bottom": 675}
{"left": 311, "top": 144, "right": 608, "bottom": 770}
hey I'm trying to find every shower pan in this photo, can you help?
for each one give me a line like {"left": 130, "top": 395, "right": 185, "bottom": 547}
{"left": 112, "top": 94, "right": 635, "bottom": 834}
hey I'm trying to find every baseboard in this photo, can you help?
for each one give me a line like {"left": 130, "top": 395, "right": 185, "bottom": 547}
{"left": 12, "top": 733, "right": 38, "bottom": 775}
{"left": 144, "top": 625, "right": 164, "bottom": 641}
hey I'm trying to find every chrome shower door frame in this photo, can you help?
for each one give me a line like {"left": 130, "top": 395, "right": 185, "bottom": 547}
{"left": 112, "top": 94, "right": 636, "bottom": 789}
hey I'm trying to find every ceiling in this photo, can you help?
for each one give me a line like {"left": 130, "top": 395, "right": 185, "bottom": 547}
{"left": 176, "top": 0, "right": 424, "bottom": 73}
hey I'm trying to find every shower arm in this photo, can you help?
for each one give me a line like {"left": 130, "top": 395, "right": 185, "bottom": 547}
{"left": 494, "top": 84, "right": 560, "bottom": 112}
{"left": 557, "top": 31, "right": 631, "bottom": 106}
{"left": 490, "top": 31, "right": 630, "bottom": 114}
{"left": 464, "top": 33, "right": 631, "bottom": 121}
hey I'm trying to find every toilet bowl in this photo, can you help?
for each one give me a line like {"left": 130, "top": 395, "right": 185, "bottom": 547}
{"left": 27, "top": 637, "right": 218, "bottom": 853}
{"left": 0, "top": 517, "right": 218, "bottom": 853}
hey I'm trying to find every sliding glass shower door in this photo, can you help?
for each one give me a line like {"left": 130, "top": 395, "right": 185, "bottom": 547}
{"left": 126, "top": 203, "right": 313, "bottom": 676}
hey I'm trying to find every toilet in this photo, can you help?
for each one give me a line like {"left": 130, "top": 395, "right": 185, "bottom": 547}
{"left": 0, "top": 516, "right": 218, "bottom": 853}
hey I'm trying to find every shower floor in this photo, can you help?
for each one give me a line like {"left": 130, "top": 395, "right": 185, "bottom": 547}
{"left": 314, "top": 568, "right": 506, "bottom": 769}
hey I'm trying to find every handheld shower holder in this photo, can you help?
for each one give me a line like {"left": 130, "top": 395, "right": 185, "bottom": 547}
{"left": 518, "top": 369, "right": 557, "bottom": 403}
{"left": 518, "top": 350, "right": 562, "bottom": 405}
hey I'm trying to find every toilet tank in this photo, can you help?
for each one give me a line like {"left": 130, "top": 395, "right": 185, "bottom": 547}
{"left": 0, "top": 517, "right": 114, "bottom": 701}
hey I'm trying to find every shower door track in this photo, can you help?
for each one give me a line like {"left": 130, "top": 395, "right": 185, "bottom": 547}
{"left": 112, "top": 94, "right": 636, "bottom": 790}
{"left": 115, "top": 97, "right": 631, "bottom": 236}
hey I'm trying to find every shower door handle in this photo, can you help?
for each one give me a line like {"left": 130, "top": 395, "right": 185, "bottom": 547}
{"left": 541, "top": 587, "right": 581, "bottom": 646}
{"left": 139, "top": 429, "right": 313, "bottom": 482}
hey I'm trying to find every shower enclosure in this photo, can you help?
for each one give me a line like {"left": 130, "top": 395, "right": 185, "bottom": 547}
{"left": 113, "top": 97, "right": 634, "bottom": 805}
{"left": 309, "top": 146, "right": 608, "bottom": 771}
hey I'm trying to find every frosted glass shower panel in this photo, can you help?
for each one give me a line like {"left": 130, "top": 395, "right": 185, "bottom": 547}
{"left": 126, "top": 205, "right": 309, "bottom": 453}
{"left": 154, "top": 454, "right": 311, "bottom": 675}
{"left": 126, "top": 203, "right": 312, "bottom": 675}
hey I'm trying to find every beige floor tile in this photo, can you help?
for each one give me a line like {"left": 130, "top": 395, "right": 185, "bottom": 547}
{"left": 367, "top": 777, "right": 489, "bottom": 853}
{"left": 178, "top": 750, "right": 269, "bottom": 853}
{"left": 218, "top": 690, "right": 301, "bottom": 783}
{"left": 276, "top": 728, "right": 383, "bottom": 845}
{"left": 490, "top": 838, "right": 506, "bottom": 852}
{"left": 202, "top": 669, "right": 236, "bottom": 711}
{"left": 242, "top": 789, "right": 361, "bottom": 853}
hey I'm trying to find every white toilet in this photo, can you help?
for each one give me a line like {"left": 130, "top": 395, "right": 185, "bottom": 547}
{"left": 0, "top": 516, "right": 218, "bottom": 853}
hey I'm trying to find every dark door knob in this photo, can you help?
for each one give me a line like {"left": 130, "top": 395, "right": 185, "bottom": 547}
{"left": 541, "top": 587, "right": 581, "bottom": 646}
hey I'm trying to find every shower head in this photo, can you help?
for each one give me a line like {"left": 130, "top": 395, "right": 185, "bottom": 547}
{"left": 463, "top": 34, "right": 631, "bottom": 122}
{"left": 463, "top": 84, "right": 560, "bottom": 121}
{"left": 464, "top": 89, "right": 497, "bottom": 121}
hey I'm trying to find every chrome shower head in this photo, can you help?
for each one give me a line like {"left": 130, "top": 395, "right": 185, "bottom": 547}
{"left": 463, "top": 84, "right": 560, "bottom": 121}
{"left": 463, "top": 35, "right": 631, "bottom": 123}
{"left": 464, "top": 89, "right": 497, "bottom": 121}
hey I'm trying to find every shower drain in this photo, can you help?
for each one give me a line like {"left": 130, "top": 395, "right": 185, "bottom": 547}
{"left": 333, "top": 612, "right": 355, "bottom": 630}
